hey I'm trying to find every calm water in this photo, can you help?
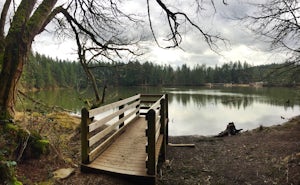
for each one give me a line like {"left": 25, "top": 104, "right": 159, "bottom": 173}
{"left": 17, "top": 86, "right": 300, "bottom": 136}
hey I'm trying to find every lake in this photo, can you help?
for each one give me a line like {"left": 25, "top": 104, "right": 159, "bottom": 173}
{"left": 17, "top": 86, "right": 300, "bottom": 136}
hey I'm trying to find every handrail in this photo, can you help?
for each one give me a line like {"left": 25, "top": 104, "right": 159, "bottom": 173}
{"left": 89, "top": 94, "right": 140, "bottom": 117}
{"left": 145, "top": 94, "right": 168, "bottom": 175}
{"left": 81, "top": 94, "right": 141, "bottom": 164}
{"left": 148, "top": 94, "right": 165, "bottom": 110}
{"left": 81, "top": 93, "right": 169, "bottom": 178}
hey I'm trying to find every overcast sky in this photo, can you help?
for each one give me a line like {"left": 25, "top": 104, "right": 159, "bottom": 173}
{"left": 30, "top": 0, "right": 287, "bottom": 68}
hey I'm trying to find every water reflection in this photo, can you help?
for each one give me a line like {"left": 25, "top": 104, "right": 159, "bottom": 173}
{"left": 165, "top": 87, "right": 300, "bottom": 136}
{"left": 168, "top": 93, "right": 258, "bottom": 109}
{"left": 16, "top": 86, "right": 300, "bottom": 136}
{"left": 166, "top": 87, "right": 299, "bottom": 109}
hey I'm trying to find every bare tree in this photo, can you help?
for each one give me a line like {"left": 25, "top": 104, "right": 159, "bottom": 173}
{"left": 243, "top": 0, "right": 300, "bottom": 66}
{"left": 0, "top": 0, "right": 226, "bottom": 120}
{"left": 62, "top": 2, "right": 141, "bottom": 107}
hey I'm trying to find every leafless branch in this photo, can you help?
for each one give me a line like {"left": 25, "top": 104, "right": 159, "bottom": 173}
{"left": 147, "top": 0, "right": 228, "bottom": 52}
{"left": 0, "top": 0, "right": 12, "bottom": 42}
{"left": 243, "top": 0, "right": 300, "bottom": 63}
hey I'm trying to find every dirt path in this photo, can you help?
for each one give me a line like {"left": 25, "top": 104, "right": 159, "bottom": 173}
{"left": 16, "top": 115, "right": 300, "bottom": 185}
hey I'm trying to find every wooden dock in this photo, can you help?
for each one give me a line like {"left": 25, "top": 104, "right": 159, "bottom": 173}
{"left": 80, "top": 94, "right": 168, "bottom": 184}
{"left": 82, "top": 117, "right": 148, "bottom": 176}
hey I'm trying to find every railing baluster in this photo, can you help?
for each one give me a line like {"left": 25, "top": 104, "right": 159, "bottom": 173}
{"left": 81, "top": 108, "right": 91, "bottom": 164}
{"left": 119, "top": 98, "right": 124, "bottom": 129}
{"left": 165, "top": 94, "right": 169, "bottom": 144}
{"left": 146, "top": 109, "right": 156, "bottom": 175}
{"left": 160, "top": 98, "right": 166, "bottom": 162}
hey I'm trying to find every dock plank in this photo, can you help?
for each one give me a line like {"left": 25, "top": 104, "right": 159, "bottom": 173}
{"left": 82, "top": 117, "right": 150, "bottom": 177}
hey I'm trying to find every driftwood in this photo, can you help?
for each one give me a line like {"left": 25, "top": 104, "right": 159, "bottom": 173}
{"left": 168, "top": 143, "right": 195, "bottom": 147}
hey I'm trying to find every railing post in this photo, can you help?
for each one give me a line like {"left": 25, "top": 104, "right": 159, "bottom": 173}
{"left": 81, "top": 108, "right": 91, "bottom": 164}
{"left": 165, "top": 94, "right": 169, "bottom": 144}
{"left": 136, "top": 94, "right": 140, "bottom": 116}
{"left": 146, "top": 109, "right": 156, "bottom": 175}
{"left": 160, "top": 97, "right": 166, "bottom": 162}
{"left": 119, "top": 98, "right": 124, "bottom": 128}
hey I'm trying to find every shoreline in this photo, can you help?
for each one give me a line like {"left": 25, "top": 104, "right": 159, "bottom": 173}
{"left": 168, "top": 115, "right": 300, "bottom": 138}
{"left": 158, "top": 115, "right": 300, "bottom": 185}
{"left": 13, "top": 113, "right": 300, "bottom": 184}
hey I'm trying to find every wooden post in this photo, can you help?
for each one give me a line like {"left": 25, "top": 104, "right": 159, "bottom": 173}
{"left": 160, "top": 98, "right": 166, "bottom": 162}
{"left": 165, "top": 94, "right": 169, "bottom": 144}
{"left": 81, "top": 108, "right": 90, "bottom": 164}
{"left": 160, "top": 97, "right": 166, "bottom": 132}
{"left": 136, "top": 94, "right": 140, "bottom": 116}
{"left": 119, "top": 98, "right": 124, "bottom": 128}
{"left": 146, "top": 109, "right": 156, "bottom": 175}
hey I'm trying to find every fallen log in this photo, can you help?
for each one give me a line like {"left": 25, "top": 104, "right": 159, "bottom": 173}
{"left": 168, "top": 143, "right": 195, "bottom": 147}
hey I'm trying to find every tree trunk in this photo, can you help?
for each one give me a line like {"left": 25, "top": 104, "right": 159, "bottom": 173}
{"left": 0, "top": 0, "right": 58, "bottom": 120}
{"left": 0, "top": 37, "right": 30, "bottom": 119}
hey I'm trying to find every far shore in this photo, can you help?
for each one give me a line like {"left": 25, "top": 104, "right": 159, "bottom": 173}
{"left": 18, "top": 82, "right": 300, "bottom": 93}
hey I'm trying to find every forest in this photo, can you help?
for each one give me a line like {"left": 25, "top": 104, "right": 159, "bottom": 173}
{"left": 20, "top": 53, "right": 299, "bottom": 90}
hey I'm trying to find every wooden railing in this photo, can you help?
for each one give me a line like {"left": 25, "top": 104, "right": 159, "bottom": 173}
{"left": 81, "top": 94, "right": 141, "bottom": 164}
{"left": 80, "top": 93, "right": 169, "bottom": 177}
{"left": 145, "top": 94, "right": 168, "bottom": 175}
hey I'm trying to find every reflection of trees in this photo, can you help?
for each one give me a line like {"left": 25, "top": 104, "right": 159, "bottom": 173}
{"left": 171, "top": 93, "right": 194, "bottom": 106}
{"left": 220, "top": 96, "right": 254, "bottom": 109}
{"left": 250, "top": 87, "right": 299, "bottom": 109}
{"left": 169, "top": 93, "right": 255, "bottom": 109}
{"left": 16, "top": 89, "right": 82, "bottom": 113}
{"left": 168, "top": 87, "right": 299, "bottom": 109}
{"left": 17, "top": 87, "right": 299, "bottom": 113}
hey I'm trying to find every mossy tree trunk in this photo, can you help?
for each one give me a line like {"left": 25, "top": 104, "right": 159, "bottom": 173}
{"left": 0, "top": 0, "right": 58, "bottom": 120}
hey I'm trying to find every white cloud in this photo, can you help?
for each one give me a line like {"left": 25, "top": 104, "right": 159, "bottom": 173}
{"left": 31, "top": 0, "right": 288, "bottom": 67}
{"left": 33, "top": 33, "right": 78, "bottom": 61}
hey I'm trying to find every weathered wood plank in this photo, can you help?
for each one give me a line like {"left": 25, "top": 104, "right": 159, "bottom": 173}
{"left": 89, "top": 108, "right": 139, "bottom": 147}
{"left": 89, "top": 100, "right": 140, "bottom": 132}
{"left": 155, "top": 135, "right": 164, "bottom": 165}
{"left": 85, "top": 163, "right": 148, "bottom": 176}
{"left": 155, "top": 116, "right": 161, "bottom": 128}
{"left": 168, "top": 143, "right": 195, "bottom": 147}
{"left": 149, "top": 100, "right": 160, "bottom": 110}
{"left": 155, "top": 123, "right": 161, "bottom": 143}
{"left": 87, "top": 117, "right": 148, "bottom": 176}
{"left": 89, "top": 94, "right": 140, "bottom": 117}
{"left": 89, "top": 115, "right": 140, "bottom": 161}
{"left": 145, "top": 109, "right": 156, "bottom": 175}
{"left": 89, "top": 125, "right": 125, "bottom": 162}
{"left": 159, "top": 98, "right": 167, "bottom": 162}
{"left": 81, "top": 94, "right": 168, "bottom": 183}
{"left": 148, "top": 95, "right": 165, "bottom": 109}
{"left": 81, "top": 108, "right": 90, "bottom": 164}
{"left": 145, "top": 135, "right": 163, "bottom": 169}
{"left": 88, "top": 159, "right": 147, "bottom": 171}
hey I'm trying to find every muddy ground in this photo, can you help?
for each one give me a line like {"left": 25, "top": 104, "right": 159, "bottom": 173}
{"left": 15, "top": 113, "right": 300, "bottom": 185}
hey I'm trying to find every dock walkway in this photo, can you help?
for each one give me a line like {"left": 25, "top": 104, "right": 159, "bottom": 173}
{"left": 82, "top": 117, "right": 149, "bottom": 177}
{"left": 80, "top": 94, "right": 169, "bottom": 183}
